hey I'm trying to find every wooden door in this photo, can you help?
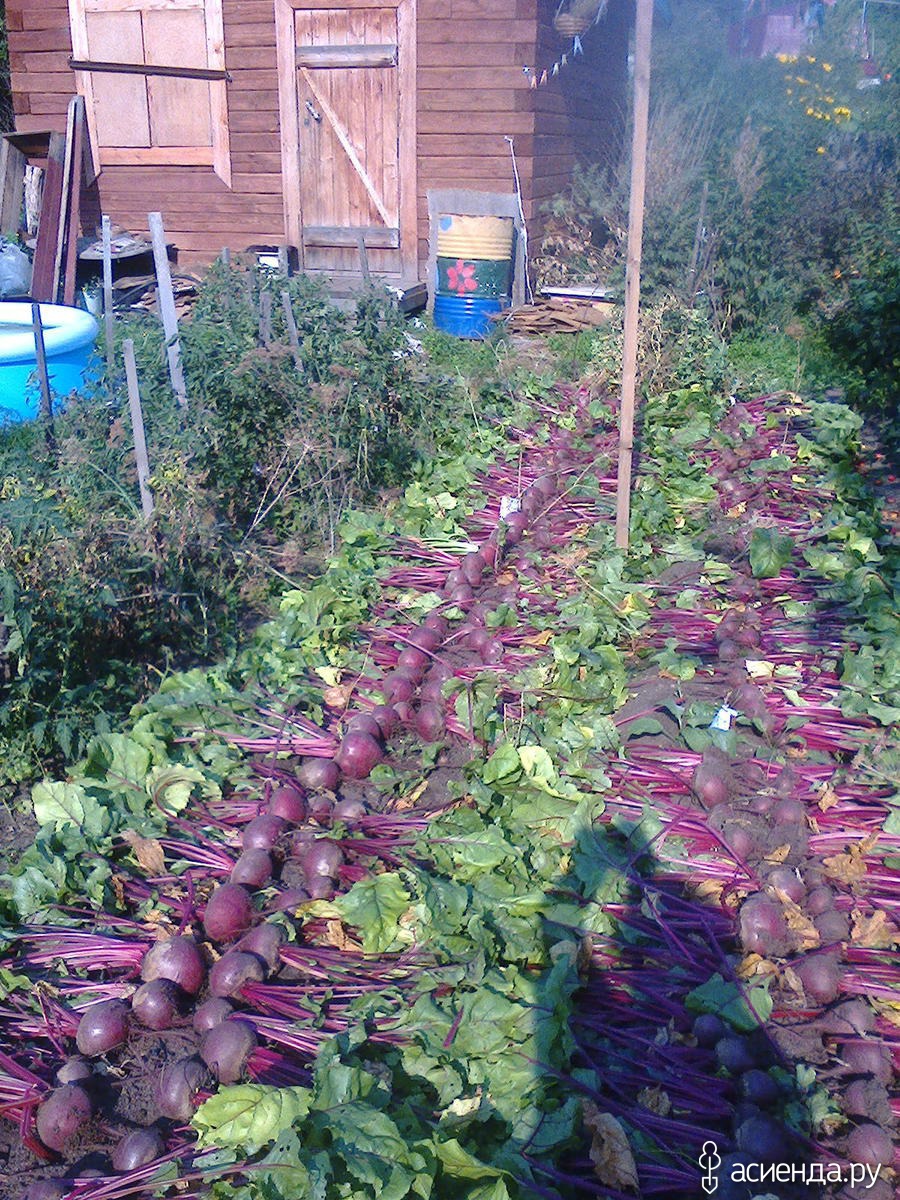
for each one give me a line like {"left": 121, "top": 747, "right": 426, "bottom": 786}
{"left": 277, "top": 0, "right": 416, "bottom": 288}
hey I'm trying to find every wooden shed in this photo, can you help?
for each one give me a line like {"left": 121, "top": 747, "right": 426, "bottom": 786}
{"left": 5, "top": 0, "right": 629, "bottom": 292}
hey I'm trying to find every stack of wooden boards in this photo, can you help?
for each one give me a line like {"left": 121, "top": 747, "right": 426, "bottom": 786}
{"left": 0, "top": 95, "right": 93, "bottom": 305}
{"left": 501, "top": 295, "right": 616, "bottom": 334}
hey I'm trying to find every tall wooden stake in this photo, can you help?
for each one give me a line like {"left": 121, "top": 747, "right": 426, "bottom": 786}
{"left": 614, "top": 0, "right": 654, "bottom": 550}
{"left": 122, "top": 338, "right": 155, "bottom": 519}
{"left": 31, "top": 303, "right": 57, "bottom": 455}
{"left": 148, "top": 211, "right": 188, "bottom": 408}
{"left": 280, "top": 290, "right": 303, "bottom": 370}
{"left": 101, "top": 214, "right": 115, "bottom": 387}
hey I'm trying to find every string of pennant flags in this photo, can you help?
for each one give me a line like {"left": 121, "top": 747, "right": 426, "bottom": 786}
{"left": 522, "top": 41, "right": 581, "bottom": 88}
{"left": 522, "top": 0, "right": 609, "bottom": 87}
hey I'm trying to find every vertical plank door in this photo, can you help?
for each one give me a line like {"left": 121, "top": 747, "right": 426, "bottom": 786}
{"left": 282, "top": 1, "right": 415, "bottom": 290}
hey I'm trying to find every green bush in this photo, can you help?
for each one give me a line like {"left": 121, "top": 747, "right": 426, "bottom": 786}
{"left": 824, "top": 248, "right": 900, "bottom": 423}
{"left": 0, "top": 269, "right": 484, "bottom": 787}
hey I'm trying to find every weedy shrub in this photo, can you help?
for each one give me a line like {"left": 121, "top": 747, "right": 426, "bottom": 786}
{"left": 0, "top": 269, "right": 484, "bottom": 787}
{"left": 588, "top": 294, "right": 728, "bottom": 397}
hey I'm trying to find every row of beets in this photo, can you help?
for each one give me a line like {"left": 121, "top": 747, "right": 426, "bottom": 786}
{"left": 593, "top": 399, "right": 897, "bottom": 1198}
{"left": 18, "top": 456, "right": 574, "bottom": 1199}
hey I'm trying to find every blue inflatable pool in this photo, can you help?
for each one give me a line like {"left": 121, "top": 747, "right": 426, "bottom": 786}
{"left": 0, "top": 302, "right": 99, "bottom": 422}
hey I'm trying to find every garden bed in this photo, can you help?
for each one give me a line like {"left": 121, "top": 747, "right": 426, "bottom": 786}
{"left": 0, "top": 370, "right": 895, "bottom": 1200}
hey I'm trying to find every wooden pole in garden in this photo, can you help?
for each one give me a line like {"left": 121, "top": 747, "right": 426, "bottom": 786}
{"left": 101, "top": 214, "right": 115, "bottom": 387}
{"left": 280, "top": 290, "right": 303, "bottom": 370}
{"left": 148, "top": 211, "right": 188, "bottom": 408}
{"left": 31, "top": 302, "right": 56, "bottom": 455}
{"left": 614, "top": 0, "right": 654, "bottom": 550}
{"left": 122, "top": 338, "right": 155, "bottom": 519}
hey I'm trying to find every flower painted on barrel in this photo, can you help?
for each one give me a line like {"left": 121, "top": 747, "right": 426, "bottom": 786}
{"left": 447, "top": 259, "right": 478, "bottom": 295}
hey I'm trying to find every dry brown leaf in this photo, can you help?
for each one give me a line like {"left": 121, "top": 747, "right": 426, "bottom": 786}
{"left": 780, "top": 965, "right": 805, "bottom": 998}
{"left": 521, "top": 630, "right": 553, "bottom": 648}
{"left": 496, "top": 571, "right": 517, "bottom": 586}
{"left": 111, "top": 874, "right": 126, "bottom": 907}
{"left": 822, "top": 839, "right": 875, "bottom": 885}
{"left": 817, "top": 782, "right": 840, "bottom": 812}
{"left": 582, "top": 1102, "right": 639, "bottom": 1192}
{"left": 765, "top": 843, "right": 792, "bottom": 865}
{"left": 318, "top": 919, "right": 363, "bottom": 953}
{"left": 393, "top": 779, "right": 430, "bottom": 812}
{"left": 736, "top": 952, "right": 764, "bottom": 979}
{"left": 777, "top": 894, "right": 821, "bottom": 950}
{"left": 322, "top": 684, "right": 353, "bottom": 710}
{"left": 850, "top": 908, "right": 899, "bottom": 949}
{"left": 736, "top": 953, "right": 778, "bottom": 981}
{"left": 687, "top": 878, "right": 725, "bottom": 904}
{"left": 726, "top": 502, "right": 748, "bottom": 518}
{"left": 121, "top": 830, "right": 165, "bottom": 876}
{"left": 637, "top": 1086, "right": 672, "bottom": 1116}
{"left": 557, "top": 544, "right": 592, "bottom": 571}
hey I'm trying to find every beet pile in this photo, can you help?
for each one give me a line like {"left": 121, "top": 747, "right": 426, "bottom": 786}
{"left": 0, "top": 383, "right": 896, "bottom": 1200}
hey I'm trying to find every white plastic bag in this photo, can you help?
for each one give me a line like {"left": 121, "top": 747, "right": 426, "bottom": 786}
{"left": 0, "top": 240, "right": 33, "bottom": 298}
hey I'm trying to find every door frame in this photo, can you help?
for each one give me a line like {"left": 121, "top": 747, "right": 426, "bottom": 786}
{"left": 275, "top": 0, "right": 417, "bottom": 279}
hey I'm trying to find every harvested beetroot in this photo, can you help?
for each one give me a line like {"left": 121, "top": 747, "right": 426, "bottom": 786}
{"left": 55, "top": 1057, "right": 92, "bottom": 1086}
{"left": 813, "top": 909, "right": 849, "bottom": 943}
{"left": 805, "top": 884, "right": 835, "bottom": 916}
{"left": 209, "top": 950, "right": 266, "bottom": 998}
{"left": 821, "top": 999, "right": 873, "bottom": 1037}
{"left": 112, "top": 1127, "right": 164, "bottom": 1172}
{"left": 335, "top": 730, "right": 383, "bottom": 780}
{"left": 333, "top": 797, "right": 367, "bottom": 823}
{"left": 840, "top": 1039, "right": 894, "bottom": 1084}
{"left": 24, "top": 1183, "right": 68, "bottom": 1200}
{"left": 200, "top": 1018, "right": 258, "bottom": 1084}
{"left": 203, "top": 883, "right": 254, "bottom": 943}
{"left": 301, "top": 839, "right": 344, "bottom": 880}
{"left": 415, "top": 701, "right": 446, "bottom": 743}
{"left": 192, "top": 997, "right": 234, "bottom": 1034}
{"left": 383, "top": 671, "right": 416, "bottom": 703}
{"left": 237, "top": 921, "right": 285, "bottom": 973}
{"left": 764, "top": 866, "right": 805, "bottom": 903}
{"left": 734, "top": 1114, "right": 789, "bottom": 1162}
{"left": 738, "top": 1069, "right": 779, "bottom": 1107}
{"left": 131, "top": 978, "right": 184, "bottom": 1030}
{"left": 461, "top": 551, "right": 484, "bottom": 586}
{"left": 75, "top": 998, "right": 130, "bottom": 1057}
{"left": 308, "top": 794, "right": 334, "bottom": 824}
{"left": 231, "top": 848, "right": 273, "bottom": 888}
{"left": 346, "top": 712, "right": 384, "bottom": 741}
{"left": 370, "top": 704, "right": 399, "bottom": 737}
{"left": 691, "top": 761, "right": 730, "bottom": 808}
{"left": 156, "top": 1057, "right": 211, "bottom": 1122}
{"left": 242, "top": 814, "right": 286, "bottom": 851}
{"left": 269, "top": 785, "right": 307, "bottom": 823}
{"left": 35, "top": 1084, "right": 93, "bottom": 1153}
{"left": 692, "top": 1014, "right": 726, "bottom": 1047}
{"left": 795, "top": 952, "right": 842, "bottom": 1004}
{"left": 397, "top": 647, "right": 430, "bottom": 677}
{"left": 715, "top": 1036, "right": 758, "bottom": 1075}
{"left": 296, "top": 757, "right": 341, "bottom": 792}
{"left": 846, "top": 1122, "right": 895, "bottom": 1168}
{"left": 738, "top": 894, "right": 788, "bottom": 956}
{"left": 141, "top": 936, "right": 205, "bottom": 995}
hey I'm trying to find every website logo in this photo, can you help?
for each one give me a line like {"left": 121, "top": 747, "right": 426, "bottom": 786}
{"left": 699, "top": 1141, "right": 721, "bottom": 1195}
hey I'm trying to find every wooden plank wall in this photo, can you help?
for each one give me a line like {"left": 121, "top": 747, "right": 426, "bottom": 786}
{"left": 6, "top": 0, "right": 286, "bottom": 265}
{"left": 531, "top": 0, "right": 630, "bottom": 244}
{"left": 7, "top": 0, "right": 627, "bottom": 276}
{"left": 555, "top": 0, "right": 630, "bottom": 169}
